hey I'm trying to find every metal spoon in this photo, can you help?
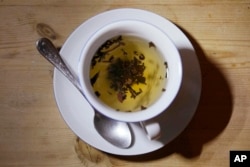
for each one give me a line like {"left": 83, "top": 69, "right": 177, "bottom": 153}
{"left": 36, "top": 38, "right": 132, "bottom": 148}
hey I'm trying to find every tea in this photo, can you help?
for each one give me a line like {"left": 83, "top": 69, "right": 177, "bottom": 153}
{"left": 89, "top": 35, "right": 168, "bottom": 112}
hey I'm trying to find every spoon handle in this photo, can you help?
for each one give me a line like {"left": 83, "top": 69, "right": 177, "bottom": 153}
{"left": 36, "top": 38, "right": 82, "bottom": 92}
{"left": 36, "top": 38, "right": 132, "bottom": 148}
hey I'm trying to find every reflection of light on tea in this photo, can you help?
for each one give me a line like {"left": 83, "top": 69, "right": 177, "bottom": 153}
{"left": 90, "top": 35, "right": 167, "bottom": 112}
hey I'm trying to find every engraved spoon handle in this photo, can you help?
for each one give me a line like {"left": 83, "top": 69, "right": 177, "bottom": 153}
{"left": 36, "top": 38, "right": 82, "bottom": 92}
{"left": 36, "top": 38, "right": 132, "bottom": 149}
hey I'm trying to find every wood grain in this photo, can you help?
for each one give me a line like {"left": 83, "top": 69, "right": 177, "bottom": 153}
{"left": 0, "top": 1, "right": 249, "bottom": 167}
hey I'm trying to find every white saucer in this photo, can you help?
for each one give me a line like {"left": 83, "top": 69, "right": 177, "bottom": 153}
{"left": 53, "top": 8, "right": 201, "bottom": 155}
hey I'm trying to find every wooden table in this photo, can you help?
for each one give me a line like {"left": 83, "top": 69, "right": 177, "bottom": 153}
{"left": 0, "top": 1, "right": 249, "bottom": 167}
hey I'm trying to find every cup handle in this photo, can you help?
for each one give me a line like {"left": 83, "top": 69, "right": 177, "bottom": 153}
{"left": 140, "top": 121, "right": 161, "bottom": 140}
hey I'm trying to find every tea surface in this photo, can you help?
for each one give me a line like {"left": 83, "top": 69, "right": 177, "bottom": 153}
{"left": 90, "top": 35, "right": 167, "bottom": 112}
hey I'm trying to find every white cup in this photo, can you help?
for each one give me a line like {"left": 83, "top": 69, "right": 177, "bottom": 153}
{"left": 78, "top": 20, "right": 182, "bottom": 140}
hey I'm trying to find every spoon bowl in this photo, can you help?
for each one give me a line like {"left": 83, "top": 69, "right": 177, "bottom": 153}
{"left": 36, "top": 38, "right": 132, "bottom": 148}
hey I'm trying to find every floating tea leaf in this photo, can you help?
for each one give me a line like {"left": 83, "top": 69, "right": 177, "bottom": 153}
{"left": 89, "top": 35, "right": 167, "bottom": 112}
{"left": 90, "top": 72, "right": 99, "bottom": 86}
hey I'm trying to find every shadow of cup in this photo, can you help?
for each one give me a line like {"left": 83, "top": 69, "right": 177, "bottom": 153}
{"left": 157, "top": 43, "right": 233, "bottom": 158}
{"left": 112, "top": 27, "right": 233, "bottom": 161}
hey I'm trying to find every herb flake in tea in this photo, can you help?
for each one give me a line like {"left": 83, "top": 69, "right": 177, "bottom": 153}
{"left": 89, "top": 35, "right": 167, "bottom": 112}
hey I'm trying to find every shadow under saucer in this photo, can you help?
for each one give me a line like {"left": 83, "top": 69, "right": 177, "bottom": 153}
{"left": 113, "top": 30, "right": 233, "bottom": 161}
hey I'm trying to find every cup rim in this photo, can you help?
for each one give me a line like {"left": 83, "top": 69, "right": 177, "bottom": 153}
{"left": 78, "top": 20, "right": 182, "bottom": 122}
